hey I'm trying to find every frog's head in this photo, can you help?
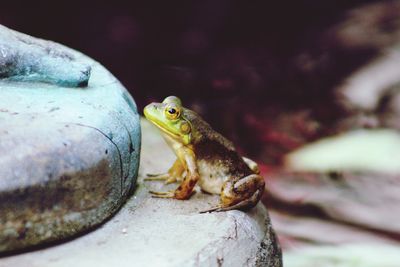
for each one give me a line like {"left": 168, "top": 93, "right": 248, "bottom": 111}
{"left": 144, "top": 96, "right": 192, "bottom": 145}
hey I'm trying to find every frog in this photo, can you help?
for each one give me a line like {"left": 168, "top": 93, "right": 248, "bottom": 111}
{"left": 143, "top": 96, "right": 265, "bottom": 212}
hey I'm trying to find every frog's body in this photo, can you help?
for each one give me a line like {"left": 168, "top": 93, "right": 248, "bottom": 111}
{"left": 144, "top": 96, "right": 265, "bottom": 212}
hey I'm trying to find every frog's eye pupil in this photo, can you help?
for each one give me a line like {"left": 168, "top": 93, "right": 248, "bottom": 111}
{"left": 165, "top": 106, "right": 180, "bottom": 119}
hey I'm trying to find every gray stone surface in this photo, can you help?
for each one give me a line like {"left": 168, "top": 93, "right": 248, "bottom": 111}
{"left": 0, "top": 120, "right": 281, "bottom": 267}
{"left": 0, "top": 35, "right": 141, "bottom": 252}
{"left": 0, "top": 24, "right": 91, "bottom": 87}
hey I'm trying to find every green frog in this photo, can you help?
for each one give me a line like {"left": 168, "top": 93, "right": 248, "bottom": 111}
{"left": 143, "top": 96, "right": 265, "bottom": 212}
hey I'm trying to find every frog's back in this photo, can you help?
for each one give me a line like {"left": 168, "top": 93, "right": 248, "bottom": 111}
{"left": 183, "top": 109, "right": 253, "bottom": 194}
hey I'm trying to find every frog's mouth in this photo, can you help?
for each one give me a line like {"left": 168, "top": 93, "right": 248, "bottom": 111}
{"left": 143, "top": 104, "right": 185, "bottom": 142}
{"left": 148, "top": 119, "right": 182, "bottom": 141}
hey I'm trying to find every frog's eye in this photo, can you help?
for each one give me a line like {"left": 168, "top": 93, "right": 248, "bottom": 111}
{"left": 180, "top": 121, "right": 191, "bottom": 134}
{"left": 165, "top": 105, "right": 181, "bottom": 120}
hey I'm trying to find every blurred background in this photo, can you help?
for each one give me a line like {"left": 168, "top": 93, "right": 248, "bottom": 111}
{"left": 2, "top": 1, "right": 400, "bottom": 266}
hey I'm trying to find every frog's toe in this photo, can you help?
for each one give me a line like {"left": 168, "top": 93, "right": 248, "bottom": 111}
{"left": 146, "top": 172, "right": 169, "bottom": 178}
{"left": 199, "top": 205, "right": 224, "bottom": 213}
{"left": 144, "top": 173, "right": 170, "bottom": 181}
{"left": 145, "top": 173, "right": 181, "bottom": 184}
{"left": 146, "top": 173, "right": 164, "bottom": 177}
{"left": 164, "top": 176, "right": 178, "bottom": 185}
{"left": 199, "top": 202, "right": 250, "bottom": 213}
{"left": 149, "top": 190, "right": 175, "bottom": 198}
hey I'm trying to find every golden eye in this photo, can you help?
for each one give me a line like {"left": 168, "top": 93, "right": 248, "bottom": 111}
{"left": 165, "top": 105, "right": 181, "bottom": 120}
{"left": 168, "top": 108, "right": 177, "bottom": 114}
{"left": 180, "top": 121, "right": 191, "bottom": 134}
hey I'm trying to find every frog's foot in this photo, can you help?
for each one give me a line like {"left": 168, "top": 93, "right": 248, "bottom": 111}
{"left": 145, "top": 173, "right": 178, "bottom": 184}
{"left": 149, "top": 190, "right": 175, "bottom": 198}
{"left": 144, "top": 159, "right": 184, "bottom": 184}
{"left": 200, "top": 188, "right": 264, "bottom": 213}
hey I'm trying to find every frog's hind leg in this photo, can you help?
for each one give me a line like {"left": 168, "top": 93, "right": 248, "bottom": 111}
{"left": 145, "top": 159, "right": 185, "bottom": 184}
{"left": 200, "top": 174, "right": 265, "bottom": 213}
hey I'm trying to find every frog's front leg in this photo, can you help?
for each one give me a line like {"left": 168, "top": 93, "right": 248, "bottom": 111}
{"left": 145, "top": 159, "right": 185, "bottom": 184}
{"left": 149, "top": 147, "right": 199, "bottom": 200}
{"left": 201, "top": 174, "right": 265, "bottom": 213}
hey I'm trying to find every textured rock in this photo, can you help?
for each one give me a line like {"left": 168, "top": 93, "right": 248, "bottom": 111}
{"left": 0, "top": 32, "right": 140, "bottom": 252}
{"left": 280, "top": 129, "right": 400, "bottom": 233}
{"left": 270, "top": 211, "right": 398, "bottom": 247}
{"left": 267, "top": 170, "right": 400, "bottom": 234}
{"left": 285, "top": 129, "right": 400, "bottom": 174}
{"left": 284, "top": 244, "right": 400, "bottom": 267}
{"left": 0, "top": 120, "right": 281, "bottom": 267}
{"left": 0, "top": 24, "right": 91, "bottom": 87}
{"left": 267, "top": 129, "right": 400, "bottom": 266}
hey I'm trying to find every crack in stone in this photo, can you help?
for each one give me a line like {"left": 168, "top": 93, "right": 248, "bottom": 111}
{"left": 108, "top": 113, "right": 138, "bottom": 194}
{"left": 216, "top": 256, "right": 224, "bottom": 267}
{"left": 120, "top": 122, "right": 134, "bottom": 183}
{"left": 72, "top": 123, "right": 124, "bottom": 198}
{"left": 233, "top": 217, "right": 238, "bottom": 239}
{"left": 224, "top": 216, "right": 239, "bottom": 241}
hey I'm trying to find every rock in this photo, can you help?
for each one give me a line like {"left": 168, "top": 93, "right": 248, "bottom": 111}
{"left": 0, "top": 32, "right": 140, "bottom": 252}
{"left": 280, "top": 129, "right": 400, "bottom": 233}
{"left": 0, "top": 120, "right": 282, "bottom": 267}
{"left": 267, "top": 170, "right": 400, "bottom": 234}
{"left": 336, "top": 49, "right": 400, "bottom": 112}
{"left": 332, "top": 1, "right": 400, "bottom": 112}
{"left": 285, "top": 129, "right": 400, "bottom": 174}
{"left": 283, "top": 244, "right": 400, "bottom": 267}
{"left": 0, "top": 24, "right": 91, "bottom": 87}
{"left": 270, "top": 211, "right": 398, "bottom": 248}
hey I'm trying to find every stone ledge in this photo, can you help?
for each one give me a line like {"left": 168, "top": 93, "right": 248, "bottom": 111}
{"left": 0, "top": 120, "right": 281, "bottom": 267}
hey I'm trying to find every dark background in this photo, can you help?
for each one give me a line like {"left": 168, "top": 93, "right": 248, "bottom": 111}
{"left": 0, "top": 0, "right": 386, "bottom": 162}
